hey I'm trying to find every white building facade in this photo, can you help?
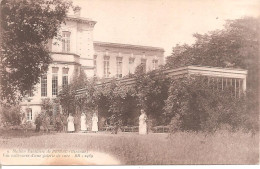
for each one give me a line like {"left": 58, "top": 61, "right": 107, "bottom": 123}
{"left": 20, "top": 10, "right": 247, "bottom": 123}
{"left": 20, "top": 11, "right": 164, "bottom": 122}
{"left": 93, "top": 41, "right": 164, "bottom": 78}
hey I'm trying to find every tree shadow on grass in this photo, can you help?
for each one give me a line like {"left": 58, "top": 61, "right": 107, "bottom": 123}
{"left": 0, "top": 128, "right": 57, "bottom": 139}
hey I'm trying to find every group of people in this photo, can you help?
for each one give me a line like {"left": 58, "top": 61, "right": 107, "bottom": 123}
{"left": 34, "top": 113, "right": 52, "bottom": 132}
{"left": 67, "top": 112, "right": 98, "bottom": 133}
{"left": 34, "top": 111, "right": 99, "bottom": 133}
{"left": 34, "top": 109, "right": 149, "bottom": 135}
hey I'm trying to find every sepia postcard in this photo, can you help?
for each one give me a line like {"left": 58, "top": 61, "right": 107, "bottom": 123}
{"left": 0, "top": 0, "right": 259, "bottom": 166}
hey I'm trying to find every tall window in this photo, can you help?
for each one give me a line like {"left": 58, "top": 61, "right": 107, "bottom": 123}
{"left": 26, "top": 108, "right": 32, "bottom": 121}
{"left": 41, "top": 74, "right": 47, "bottom": 97}
{"left": 104, "top": 56, "right": 110, "bottom": 78}
{"left": 52, "top": 67, "right": 59, "bottom": 96}
{"left": 116, "top": 57, "right": 123, "bottom": 78}
{"left": 62, "top": 31, "right": 70, "bottom": 52}
{"left": 129, "top": 57, "right": 135, "bottom": 74}
{"left": 207, "top": 77, "right": 243, "bottom": 98}
{"left": 62, "top": 68, "right": 69, "bottom": 87}
{"left": 141, "top": 59, "right": 147, "bottom": 72}
{"left": 94, "top": 55, "right": 97, "bottom": 76}
{"left": 152, "top": 60, "right": 158, "bottom": 70}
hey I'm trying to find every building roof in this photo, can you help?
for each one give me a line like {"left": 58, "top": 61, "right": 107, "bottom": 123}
{"left": 164, "top": 65, "right": 248, "bottom": 79}
{"left": 94, "top": 41, "right": 164, "bottom": 52}
{"left": 66, "top": 15, "right": 97, "bottom": 25}
{"left": 75, "top": 65, "right": 247, "bottom": 96}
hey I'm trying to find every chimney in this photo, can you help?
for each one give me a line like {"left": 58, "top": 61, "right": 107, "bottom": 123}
{"left": 73, "top": 6, "right": 81, "bottom": 17}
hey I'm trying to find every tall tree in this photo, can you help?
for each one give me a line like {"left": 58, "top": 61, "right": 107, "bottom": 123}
{"left": 166, "top": 17, "right": 259, "bottom": 93}
{"left": 0, "top": 0, "right": 72, "bottom": 104}
{"left": 166, "top": 17, "right": 259, "bottom": 131}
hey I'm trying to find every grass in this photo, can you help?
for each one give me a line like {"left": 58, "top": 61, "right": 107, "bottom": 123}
{"left": 0, "top": 128, "right": 259, "bottom": 165}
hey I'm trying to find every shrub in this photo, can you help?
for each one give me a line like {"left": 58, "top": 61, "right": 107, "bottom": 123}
{"left": 135, "top": 67, "right": 170, "bottom": 125}
{"left": 0, "top": 104, "right": 22, "bottom": 126}
{"left": 164, "top": 76, "right": 257, "bottom": 133}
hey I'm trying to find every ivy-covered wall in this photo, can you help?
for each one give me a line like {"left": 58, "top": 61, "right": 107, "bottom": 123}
{"left": 57, "top": 66, "right": 257, "bottom": 133}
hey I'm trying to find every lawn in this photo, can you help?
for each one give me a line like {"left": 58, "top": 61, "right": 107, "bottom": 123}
{"left": 0, "top": 128, "right": 259, "bottom": 165}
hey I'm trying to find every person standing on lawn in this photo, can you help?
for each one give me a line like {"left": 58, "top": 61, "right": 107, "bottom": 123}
{"left": 67, "top": 113, "right": 75, "bottom": 132}
{"left": 21, "top": 112, "right": 27, "bottom": 125}
{"left": 55, "top": 114, "right": 63, "bottom": 132}
{"left": 139, "top": 109, "right": 148, "bottom": 135}
{"left": 91, "top": 112, "right": 98, "bottom": 133}
{"left": 42, "top": 114, "right": 50, "bottom": 133}
{"left": 61, "top": 113, "right": 67, "bottom": 132}
{"left": 81, "top": 112, "right": 88, "bottom": 132}
{"left": 35, "top": 114, "right": 42, "bottom": 132}
{"left": 20, "top": 112, "right": 27, "bottom": 130}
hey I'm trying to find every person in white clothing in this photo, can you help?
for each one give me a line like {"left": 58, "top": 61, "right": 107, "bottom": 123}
{"left": 67, "top": 113, "right": 75, "bottom": 132}
{"left": 81, "top": 112, "right": 88, "bottom": 132}
{"left": 139, "top": 109, "right": 148, "bottom": 135}
{"left": 92, "top": 112, "right": 98, "bottom": 132}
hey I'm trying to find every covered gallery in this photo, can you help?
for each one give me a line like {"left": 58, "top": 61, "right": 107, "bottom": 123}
{"left": 76, "top": 65, "right": 247, "bottom": 97}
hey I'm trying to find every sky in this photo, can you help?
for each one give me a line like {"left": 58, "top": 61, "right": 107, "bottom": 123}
{"left": 72, "top": 0, "right": 259, "bottom": 56}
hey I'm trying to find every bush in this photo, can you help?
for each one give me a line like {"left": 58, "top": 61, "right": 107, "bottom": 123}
{"left": 0, "top": 104, "right": 22, "bottom": 126}
{"left": 164, "top": 76, "right": 257, "bottom": 133}
{"left": 135, "top": 67, "right": 170, "bottom": 125}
